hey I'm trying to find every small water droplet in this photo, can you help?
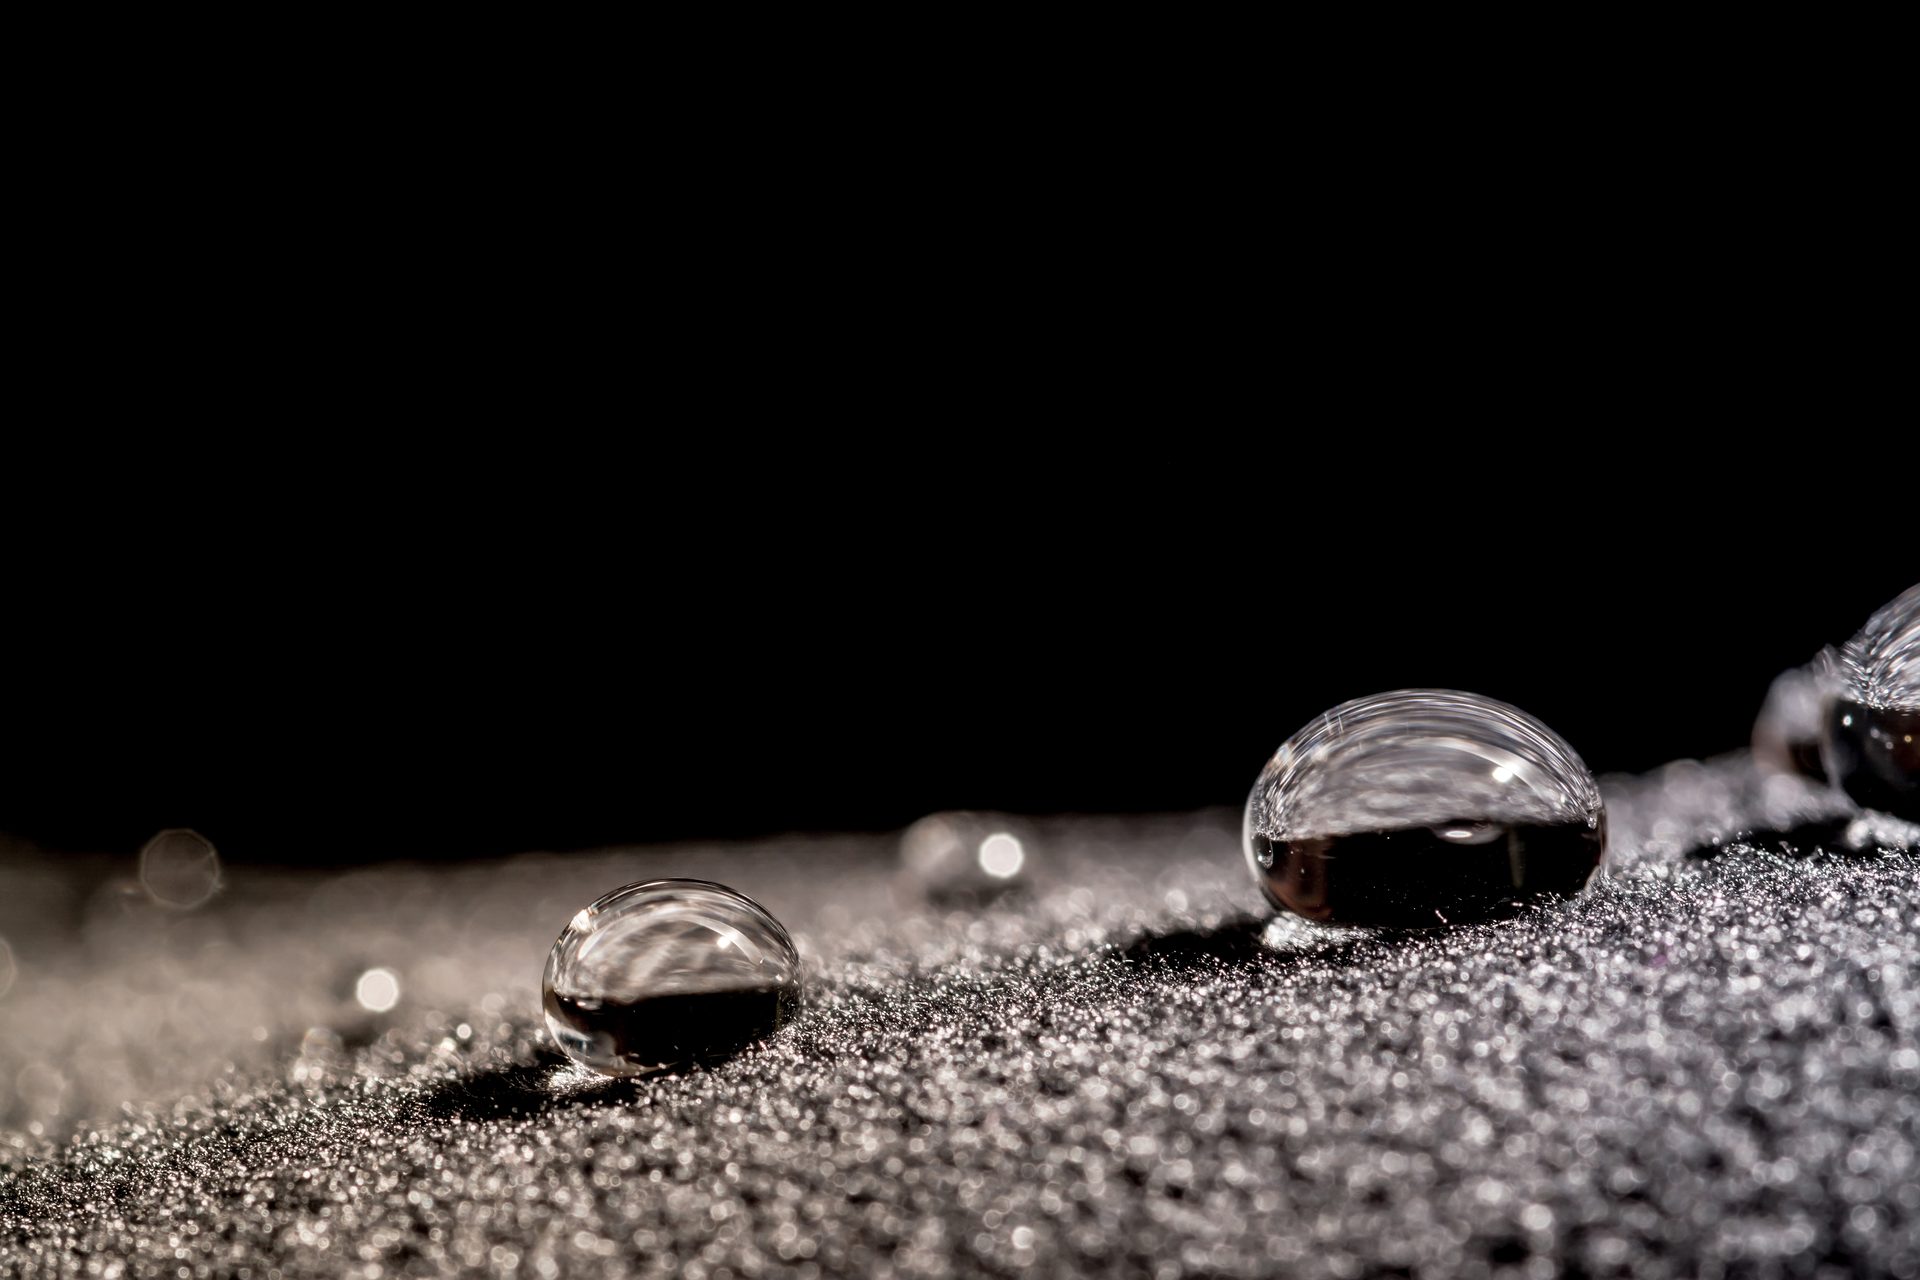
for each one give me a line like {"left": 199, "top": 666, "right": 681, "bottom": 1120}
{"left": 542, "top": 879, "right": 801, "bottom": 1077}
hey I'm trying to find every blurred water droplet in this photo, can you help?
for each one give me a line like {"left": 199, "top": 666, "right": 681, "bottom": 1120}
{"left": 0, "top": 936, "right": 15, "bottom": 999}
{"left": 15, "top": 1062, "right": 69, "bottom": 1119}
{"left": 899, "top": 812, "right": 1038, "bottom": 901}
{"left": 138, "top": 829, "right": 222, "bottom": 909}
{"left": 301, "top": 1025, "right": 343, "bottom": 1057}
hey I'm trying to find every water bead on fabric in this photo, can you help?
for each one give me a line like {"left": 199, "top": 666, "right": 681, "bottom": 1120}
{"left": 1243, "top": 690, "right": 1606, "bottom": 929}
{"left": 1823, "top": 584, "right": 1920, "bottom": 820}
{"left": 542, "top": 879, "right": 801, "bottom": 1077}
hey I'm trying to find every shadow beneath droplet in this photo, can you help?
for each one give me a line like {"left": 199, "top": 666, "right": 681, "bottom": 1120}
{"left": 1121, "top": 916, "right": 1404, "bottom": 971}
{"left": 1122, "top": 918, "right": 1273, "bottom": 965}
{"left": 419, "top": 1051, "right": 651, "bottom": 1123}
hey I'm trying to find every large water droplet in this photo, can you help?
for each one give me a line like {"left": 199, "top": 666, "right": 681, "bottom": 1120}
{"left": 1243, "top": 690, "right": 1606, "bottom": 929}
{"left": 542, "top": 879, "right": 801, "bottom": 1077}
{"left": 1823, "top": 584, "right": 1920, "bottom": 820}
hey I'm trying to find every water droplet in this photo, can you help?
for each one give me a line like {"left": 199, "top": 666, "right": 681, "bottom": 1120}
{"left": 0, "top": 936, "right": 14, "bottom": 1000}
{"left": 542, "top": 879, "right": 801, "bottom": 1077}
{"left": 898, "top": 812, "right": 1037, "bottom": 901}
{"left": 1243, "top": 690, "right": 1606, "bottom": 928}
{"left": 138, "top": 829, "right": 222, "bottom": 909}
{"left": 1823, "top": 584, "right": 1920, "bottom": 819}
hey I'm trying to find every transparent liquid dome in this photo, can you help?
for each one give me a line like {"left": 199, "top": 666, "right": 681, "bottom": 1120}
{"left": 1244, "top": 690, "right": 1606, "bottom": 929}
{"left": 1823, "top": 584, "right": 1920, "bottom": 819}
{"left": 542, "top": 879, "right": 802, "bottom": 1077}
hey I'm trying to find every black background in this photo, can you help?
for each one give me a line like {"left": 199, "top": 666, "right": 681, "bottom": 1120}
{"left": 4, "top": 455, "right": 1910, "bottom": 864}
{"left": 2, "top": 32, "right": 1908, "bottom": 866}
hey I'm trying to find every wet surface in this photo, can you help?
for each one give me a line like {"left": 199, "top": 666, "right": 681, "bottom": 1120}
{"left": 1, "top": 762, "right": 1917, "bottom": 1277}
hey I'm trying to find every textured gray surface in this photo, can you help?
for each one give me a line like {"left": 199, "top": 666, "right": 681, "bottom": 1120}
{"left": 1, "top": 758, "right": 1917, "bottom": 1279}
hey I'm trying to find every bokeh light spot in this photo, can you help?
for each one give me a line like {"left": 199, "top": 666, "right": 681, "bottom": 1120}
{"left": 355, "top": 967, "right": 401, "bottom": 1013}
{"left": 978, "top": 832, "right": 1025, "bottom": 879}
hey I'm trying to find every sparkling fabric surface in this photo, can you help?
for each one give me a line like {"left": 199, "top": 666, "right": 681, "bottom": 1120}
{"left": 2, "top": 757, "right": 1918, "bottom": 1278}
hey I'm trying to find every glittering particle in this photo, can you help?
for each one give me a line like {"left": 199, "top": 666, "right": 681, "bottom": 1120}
{"left": 354, "top": 966, "right": 401, "bottom": 1012}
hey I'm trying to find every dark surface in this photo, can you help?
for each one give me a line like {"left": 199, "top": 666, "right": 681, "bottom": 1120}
{"left": 2, "top": 756, "right": 1917, "bottom": 1277}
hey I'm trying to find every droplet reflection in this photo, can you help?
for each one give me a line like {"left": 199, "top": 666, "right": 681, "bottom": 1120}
{"left": 542, "top": 879, "right": 802, "bottom": 1078}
